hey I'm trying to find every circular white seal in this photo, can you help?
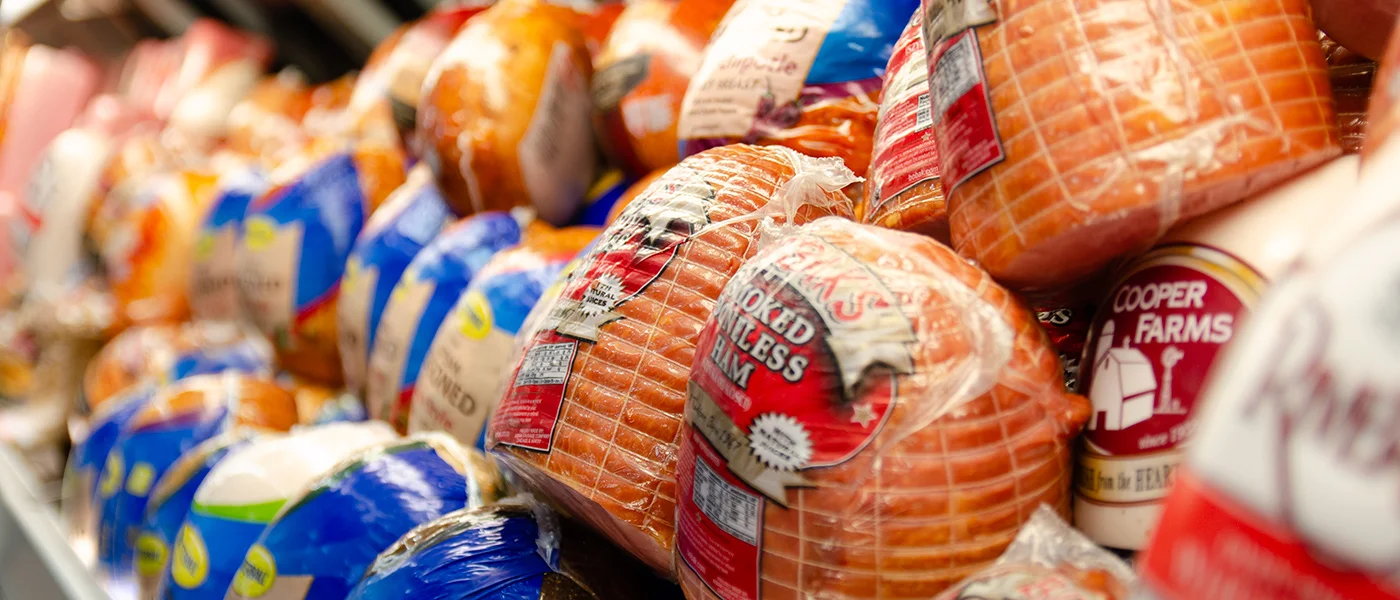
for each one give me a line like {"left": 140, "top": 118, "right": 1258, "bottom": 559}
{"left": 749, "top": 413, "right": 813, "bottom": 472}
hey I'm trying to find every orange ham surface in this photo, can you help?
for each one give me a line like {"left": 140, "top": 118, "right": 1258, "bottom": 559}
{"left": 676, "top": 218, "right": 1089, "bottom": 599}
{"left": 935, "top": 0, "right": 1340, "bottom": 290}
{"left": 489, "top": 144, "right": 855, "bottom": 572}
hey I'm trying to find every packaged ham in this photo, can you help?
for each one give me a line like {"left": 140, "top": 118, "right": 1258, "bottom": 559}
{"left": 86, "top": 128, "right": 179, "bottom": 256}
{"left": 489, "top": 144, "right": 856, "bottom": 571}
{"left": 190, "top": 165, "right": 267, "bottom": 323}
{"left": 592, "top": 0, "right": 734, "bottom": 176}
{"left": 419, "top": 0, "right": 596, "bottom": 225}
{"left": 1074, "top": 155, "right": 1360, "bottom": 551}
{"left": 605, "top": 169, "right": 664, "bottom": 225}
{"left": 226, "top": 435, "right": 504, "bottom": 599}
{"left": 365, "top": 211, "right": 522, "bottom": 430}
{"left": 678, "top": 0, "right": 920, "bottom": 180}
{"left": 225, "top": 72, "right": 313, "bottom": 166}
{"left": 338, "top": 166, "right": 453, "bottom": 396}
{"left": 161, "top": 422, "right": 397, "bottom": 599}
{"left": 137, "top": 432, "right": 256, "bottom": 600}
{"left": 93, "top": 373, "right": 299, "bottom": 576}
{"left": 348, "top": 497, "right": 657, "bottom": 600}
{"left": 238, "top": 146, "right": 408, "bottom": 385}
{"left": 152, "top": 20, "right": 273, "bottom": 121}
{"left": 863, "top": 6, "right": 946, "bottom": 241}
{"left": 63, "top": 386, "right": 157, "bottom": 563}
{"left": 921, "top": 0, "right": 1341, "bottom": 291}
{"left": 675, "top": 217, "right": 1089, "bottom": 599}
{"left": 932, "top": 506, "right": 1135, "bottom": 600}
{"left": 409, "top": 226, "right": 597, "bottom": 448}
{"left": 1136, "top": 177, "right": 1400, "bottom": 600}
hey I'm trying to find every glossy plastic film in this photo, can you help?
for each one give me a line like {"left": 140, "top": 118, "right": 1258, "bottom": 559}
{"left": 191, "top": 166, "right": 268, "bottom": 322}
{"left": 226, "top": 434, "right": 505, "bottom": 599}
{"left": 488, "top": 144, "right": 856, "bottom": 572}
{"left": 675, "top": 218, "right": 1089, "bottom": 599}
{"left": 678, "top": 0, "right": 920, "bottom": 180}
{"left": 61, "top": 386, "right": 157, "bottom": 562}
{"left": 931, "top": 506, "right": 1134, "bottom": 600}
{"left": 1322, "top": 34, "right": 1375, "bottom": 155}
{"left": 225, "top": 72, "right": 313, "bottom": 165}
{"left": 922, "top": 0, "right": 1341, "bottom": 290}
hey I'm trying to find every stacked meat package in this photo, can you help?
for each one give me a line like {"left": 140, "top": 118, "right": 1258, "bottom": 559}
{"left": 6, "top": 0, "right": 1400, "bottom": 598}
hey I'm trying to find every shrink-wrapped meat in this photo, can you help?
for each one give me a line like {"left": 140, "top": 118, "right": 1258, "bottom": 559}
{"left": 190, "top": 165, "right": 267, "bottom": 323}
{"left": 489, "top": 144, "right": 857, "bottom": 571}
{"left": 676, "top": 218, "right": 1089, "bottom": 598}
{"left": 924, "top": 0, "right": 1341, "bottom": 290}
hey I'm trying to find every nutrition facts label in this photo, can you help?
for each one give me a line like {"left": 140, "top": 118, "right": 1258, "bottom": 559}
{"left": 693, "top": 458, "right": 761, "bottom": 546}
{"left": 514, "top": 343, "right": 575, "bottom": 387}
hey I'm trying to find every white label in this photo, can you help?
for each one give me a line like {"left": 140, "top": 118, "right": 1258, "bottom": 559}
{"left": 238, "top": 219, "right": 301, "bottom": 346}
{"left": 365, "top": 272, "right": 436, "bottom": 421}
{"left": 336, "top": 259, "right": 378, "bottom": 394}
{"left": 692, "top": 456, "right": 762, "bottom": 546}
{"left": 191, "top": 227, "right": 242, "bottom": 322}
{"left": 514, "top": 342, "right": 576, "bottom": 387}
{"left": 518, "top": 42, "right": 595, "bottom": 227}
{"left": 408, "top": 292, "right": 515, "bottom": 445}
{"left": 677, "top": 0, "right": 846, "bottom": 139}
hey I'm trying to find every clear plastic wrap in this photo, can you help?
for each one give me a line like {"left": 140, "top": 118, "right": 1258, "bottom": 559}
{"left": 237, "top": 145, "right": 408, "bottom": 385}
{"left": 604, "top": 169, "right": 665, "bottom": 226}
{"left": 921, "top": 0, "right": 1341, "bottom": 290}
{"left": 592, "top": 0, "right": 735, "bottom": 176}
{"left": 863, "top": 6, "right": 947, "bottom": 240}
{"left": 365, "top": 211, "right": 523, "bottom": 430}
{"left": 933, "top": 506, "right": 1134, "bottom": 600}
{"left": 1321, "top": 34, "right": 1376, "bottom": 155}
{"left": 348, "top": 496, "right": 660, "bottom": 599}
{"left": 418, "top": 1, "right": 596, "bottom": 225}
{"left": 678, "top": 0, "right": 920, "bottom": 180}
{"left": 93, "top": 373, "right": 299, "bottom": 576}
{"left": 675, "top": 217, "right": 1089, "bottom": 599}
{"left": 159, "top": 421, "right": 398, "bottom": 599}
{"left": 408, "top": 225, "right": 599, "bottom": 449}
{"left": 337, "top": 165, "right": 453, "bottom": 396}
{"left": 225, "top": 71, "right": 313, "bottom": 165}
{"left": 225, "top": 433, "right": 505, "bottom": 599}
{"left": 488, "top": 144, "right": 856, "bottom": 572}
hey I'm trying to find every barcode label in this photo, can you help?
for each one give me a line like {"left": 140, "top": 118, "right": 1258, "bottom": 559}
{"left": 514, "top": 342, "right": 576, "bottom": 387}
{"left": 915, "top": 93, "right": 933, "bottom": 131}
{"left": 931, "top": 33, "right": 980, "bottom": 123}
{"left": 693, "top": 458, "right": 761, "bottom": 546}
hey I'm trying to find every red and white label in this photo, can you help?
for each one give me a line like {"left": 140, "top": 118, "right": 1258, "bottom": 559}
{"left": 677, "top": 233, "right": 916, "bottom": 600}
{"left": 1075, "top": 244, "right": 1263, "bottom": 549}
{"left": 922, "top": 1, "right": 1002, "bottom": 193}
{"left": 518, "top": 41, "right": 595, "bottom": 226}
{"left": 868, "top": 8, "right": 940, "bottom": 211}
{"left": 492, "top": 167, "right": 716, "bottom": 452}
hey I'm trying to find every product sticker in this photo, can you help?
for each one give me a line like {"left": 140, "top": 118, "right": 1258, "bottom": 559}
{"left": 239, "top": 216, "right": 302, "bottom": 348}
{"left": 677, "top": 233, "right": 916, "bottom": 600}
{"left": 193, "top": 171, "right": 267, "bottom": 322}
{"left": 336, "top": 259, "right": 377, "bottom": 391}
{"left": 1142, "top": 217, "right": 1400, "bottom": 599}
{"left": 492, "top": 167, "right": 716, "bottom": 452}
{"left": 410, "top": 258, "right": 567, "bottom": 448}
{"left": 678, "top": 0, "right": 846, "bottom": 140}
{"left": 518, "top": 42, "right": 595, "bottom": 226}
{"left": 921, "top": 0, "right": 1003, "bottom": 193}
{"left": 365, "top": 271, "right": 435, "bottom": 422}
{"left": 868, "top": 9, "right": 939, "bottom": 211}
{"left": 1076, "top": 244, "right": 1262, "bottom": 534}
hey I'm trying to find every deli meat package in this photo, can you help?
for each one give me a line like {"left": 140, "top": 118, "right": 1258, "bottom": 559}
{"left": 676, "top": 218, "right": 1089, "bottom": 599}
{"left": 488, "top": 144, "right": 857, "bottom": 572}
{"left": 678, "top": 0, "right": 920, "bottom": 180}
{"left": 921, "top": 0, "right": 1341, "bottom": 290}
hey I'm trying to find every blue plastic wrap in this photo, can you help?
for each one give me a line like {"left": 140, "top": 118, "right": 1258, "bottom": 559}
{"left": 226, "top": 435, "right": 504, "bottom": 599}
{"left": 191, "top": 167, "right": 268, "bottom": 322}
{"left": 807, "top": 0, "right": 921, "bottom": 85}
{"left": 573, "top": 170, "right": 634, "bottom": 227}
{"left": 61, "top": 386, "right": 157, "bottom": 549}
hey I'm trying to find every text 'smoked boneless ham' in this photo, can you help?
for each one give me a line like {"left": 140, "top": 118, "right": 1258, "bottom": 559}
{"left": 923, "top": 0, "right": 1341, "bottom": 290}
{"left": 676, "top": 218, "right": 1090, "bottom": 599}
{"left": 488, "top": 144, "right": 858, "bottom": 572}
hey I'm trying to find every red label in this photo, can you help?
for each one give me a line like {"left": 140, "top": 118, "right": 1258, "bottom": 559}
{"left": 1142, "top": 469, "right": 1400, "bottom": 600}
{"left": 677, "top": 233, "right": 916, "bottom": 599}
{"left": 492, "top": 167, "right": 715, "bottom": 452}
{"left": 926, "top": 28, "right": 1003, "bottom": 193}
{"left": 869, "top": 8, "right": 941, "bottom": 210}
{"left": 1033, "top": 305, "right": 1093, "bottom": 391}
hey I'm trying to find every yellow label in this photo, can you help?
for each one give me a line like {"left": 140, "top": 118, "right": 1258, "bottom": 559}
{"left": 126, "top": 462, "right": 156, "bottom": 497}
{"left": 171, "top": 524, "right": 209, "bottom": 589}
{"left": 134, "top": 533, "right": 169, "bottom": 576}
{"left": 458, "top": 291, "right": 493, "bottom": 340}
{"left": 232, "top": 544, "right": 277, "bottom": 598}
{"left": 244, "top": 216, "right": 279, "bottom": 252}
{"left": 99, "top": 452, "right": 125, "bottom": 499}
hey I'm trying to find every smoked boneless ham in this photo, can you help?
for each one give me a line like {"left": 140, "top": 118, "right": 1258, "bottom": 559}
{"left": 488, "top": 144, "right": 857, "bottom": 572}
{"left": 676, "top": 217, "right": 1090, "bottom": 599}
{"left": 926, "top": 0, "right": 1341, "bottom": 290}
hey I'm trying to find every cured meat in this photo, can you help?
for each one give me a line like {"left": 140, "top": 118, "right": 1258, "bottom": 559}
{"left": 190, "top": 165, "right": 267, "bottom": 322}
{"left": 489, "top": 144, "right": 857, "bottom": 571}
{"left": 592, "top": 0, "right": 735, "bottom": 175}
{"left": 925, "top": 0, "right": 1341, "bottom": 290}
{"left": 225, "top": 73, "right": 313, "bottom": 165}
{"left": 863, "top": 5, "right": 948, "bottom": 241}
{"left": 606, "top": 169, "right": 665, "bottom": 225}
{"left": 678, "top": 0, "right": 919, "bottom": 179}
{"left": 676, "top": 217, "right": 1089, "bottom": 599}
{"left": 81, "top": 322, "right": 273, "bottom": 416}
